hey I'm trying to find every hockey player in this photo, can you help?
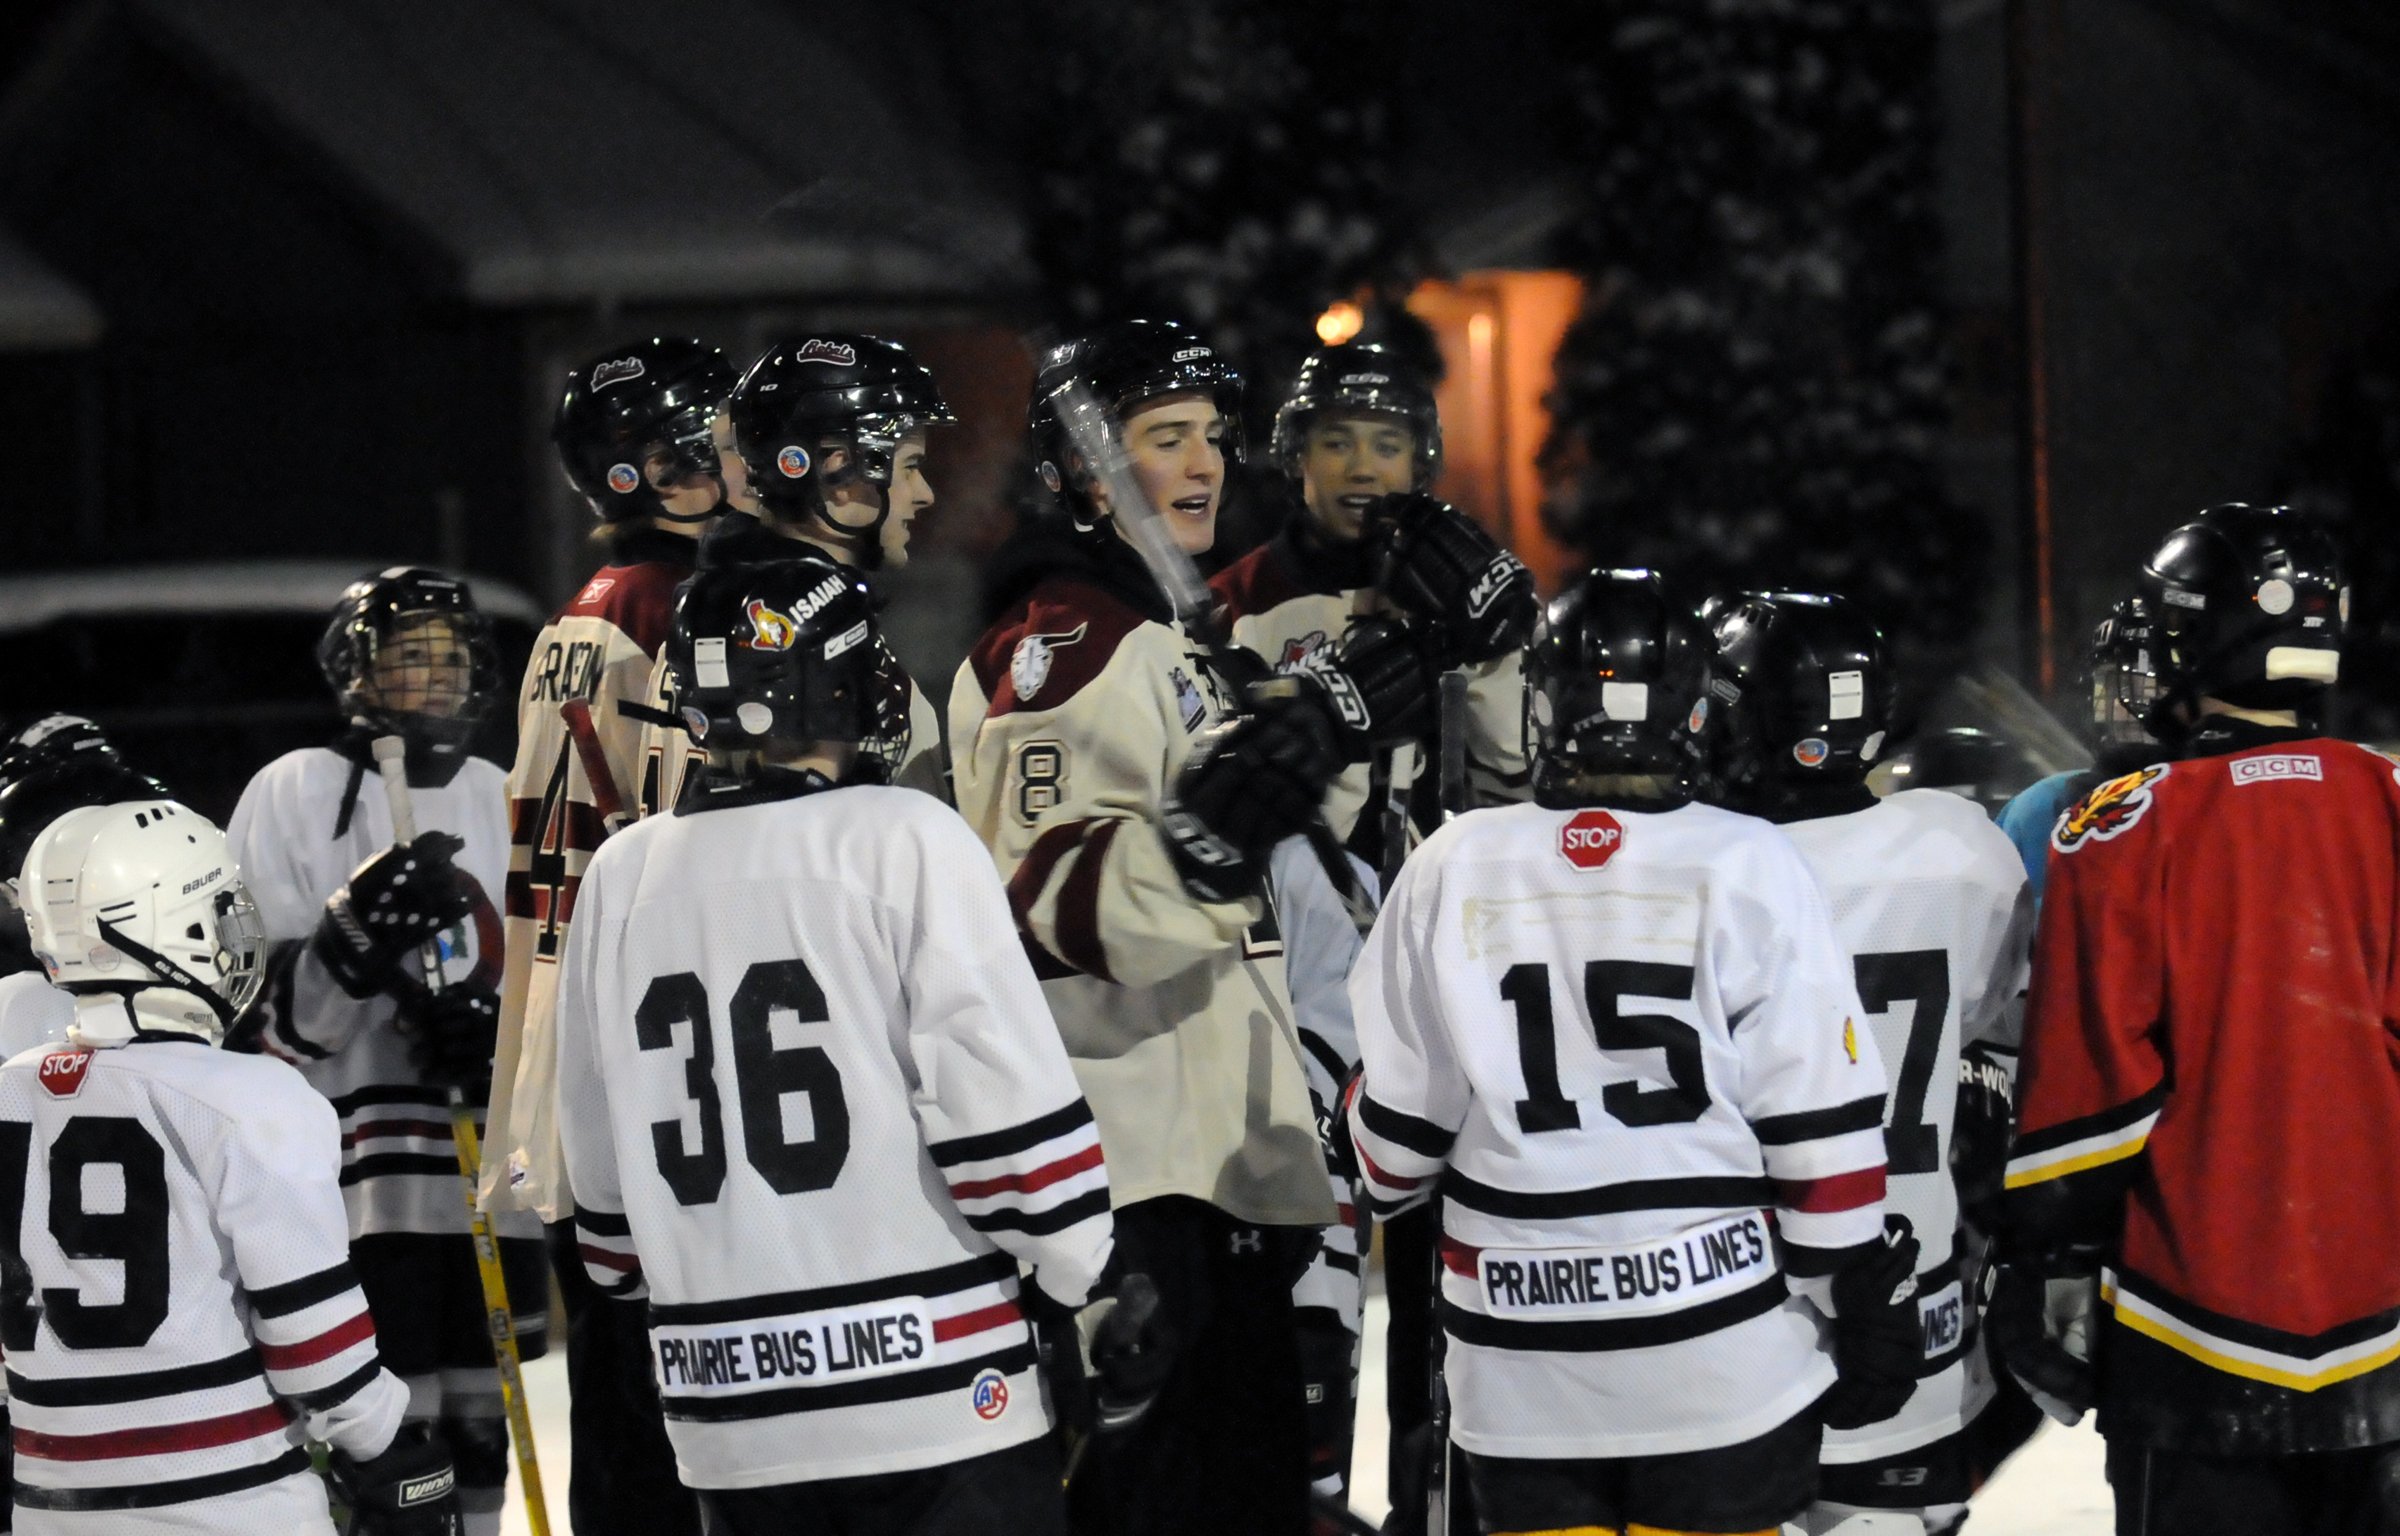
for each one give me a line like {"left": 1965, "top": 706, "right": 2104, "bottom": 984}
{"left": 1210, "top": 341, "right": 1538, "bottom": 853}
{"left": 1706, "top": 593, "right": 2034, "bottom": 1536}
{"left": 226, "top": 568, "right": 543, "bottom": 1536}
{"left": 555, "top": 557, "right": 1163, "bottom": 1534}
{"left": 484, "top": 337, "right": 737, "bottom": 1536}
{"left": 2001, "top": 504, "right": 2400, "bottom": 1536}
{"left": 1346, "top": 569, "right": 1922, "bottom": 1536}
{"left": 954, "top": 318, "right": 1418, "bottom": 1536}
{"left": 633, "top": 333, "right": 957, "bottom": 812}
{"left": 1994, "top": 597, "right": 2175, "bottom": 899}
{"left": 6, "top": 797, "right": 461, "bottom": 1534}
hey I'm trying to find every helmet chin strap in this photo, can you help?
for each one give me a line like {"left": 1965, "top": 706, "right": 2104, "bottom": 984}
{"left": 91, "top": 918, "right": 237, "bottom": 1030}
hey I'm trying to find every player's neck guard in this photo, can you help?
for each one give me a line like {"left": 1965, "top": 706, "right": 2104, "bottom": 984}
{"left": 678, "top": 762, "right": 843, "bottom": 814}
{"left": 1532, "top": 772, "right": 1694, "bottom": 813}
{"left": 1756, "top": 779, "right": 1879, "bottom": 824}
{"left": 604, "top": 525, "right": 704, "bottom": 570}
{"left": 66, "top": 986, "right": 225, "bottom": 1048}
{"left": 2183, "top": 713, "right": 2313, "bottom": 760}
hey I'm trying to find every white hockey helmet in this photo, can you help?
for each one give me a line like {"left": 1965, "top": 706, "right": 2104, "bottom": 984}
{"left": 20, "top": 800, "right": 265, "bottom": 1046}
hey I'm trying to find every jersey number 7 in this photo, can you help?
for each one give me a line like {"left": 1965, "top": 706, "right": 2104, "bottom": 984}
{"left": 636, "top": 959, "right": 852, "bottom": 1205}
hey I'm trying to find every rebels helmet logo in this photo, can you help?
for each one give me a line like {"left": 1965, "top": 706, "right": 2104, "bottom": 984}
{"left": 776, "top": 445, "right": 811, "bottom": 479}
{"left": 793, "top": 338, "right": 858, "bottom": 368}
{"left": 2052, "top": 764, "right": 2170, "bottom": 855}
{"left": 605, "top": 463, "right": 641, "bottom": 495}
{"left": 589, "top": 357, "right": 646, "bottom": 390}
{"left": 1558, "top": 809, "right": 1625, "bottom": 871}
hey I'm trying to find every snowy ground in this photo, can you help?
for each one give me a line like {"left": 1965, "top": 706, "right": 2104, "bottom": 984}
{"left": 499, "top": 1282, "right": 2116, "bottom": 1536}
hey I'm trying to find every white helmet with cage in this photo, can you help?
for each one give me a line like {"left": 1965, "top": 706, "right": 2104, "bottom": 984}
{"left": 19, "top": 800, "right": 265, "bottom": 1046}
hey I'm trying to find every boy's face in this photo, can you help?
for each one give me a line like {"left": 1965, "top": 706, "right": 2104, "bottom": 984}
{"left": 1299, "top": 410, "right": 1416, "bottom": 542}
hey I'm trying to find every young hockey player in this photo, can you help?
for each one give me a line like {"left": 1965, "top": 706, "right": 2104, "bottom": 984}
{"left": 554, "top": 556, "right": 1162, "bottom": 1534}
{"left": 633, "top": 333, "right": 957, "bottom": 813}
{"left": 6, "top": 797, "right": 461, "bottom": 1535}
{"left": 1345, "top": 569, "right": 1922, "bottom": 1536}
{"left": 954, "top": 318, "right": 1427, "bottom": 1536}
{"left": 1707, "top": 592, "right": 2035, "bottom": 1536}
{"left": 225, "top": 568, "right": 543, "bottom": 1536}
{"left": 1994, "top": 596, "right": 2175, "bottom": 899}
{"left": 484, "top": 336, "right": 738, "bottom": 1536}
{"left": 1209, "top": 341, "right": 1537, "bottom": 852}
{"left": 2001, "top": 504, "right": 2400, "bottom": 1536}
{"left": 0, "top": 716, "right": 165, "bottom": 1054}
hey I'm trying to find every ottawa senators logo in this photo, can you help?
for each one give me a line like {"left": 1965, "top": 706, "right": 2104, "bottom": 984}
{"left": 2052, "top": 764, "right": 2170, "bottom": 854}
{"left": 744, "top": 599, "right": 799, "bottom": 652}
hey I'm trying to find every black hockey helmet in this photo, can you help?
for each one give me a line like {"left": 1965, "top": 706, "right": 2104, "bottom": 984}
{"left": 1029, "top": 319, "right": 1244, "bottom": 523}
{"left": 2084, "top": 594, "right": 2161, "bottom": 750}
{"left": 666, "top": 557, "right": 908, "bottom": 776}
{"left": 1707, "top": 592, "right": 1894, "bottom": 810}
{"left": 728, "top": 335, "right": 954, "bottom": 570}
{"left": 2138, "top": 503, "right": 2343, "bottom": 721}
{"left": 1524, "top": 569, "right": 1712, "bottom": 805}
{"left": 316, "top": 568, "right": 502, "bottom": 758}
{"left": 552, "top": 337, "right": 738, "bottom": 523}
{"left": 0, "top": 760, "right": 168, "bottom": 891}
{"left": 1269, "top": 340, "right": 1442, "bottom": 488}
{"left": 0, "top": 713, "right": 120, "bottom": 790}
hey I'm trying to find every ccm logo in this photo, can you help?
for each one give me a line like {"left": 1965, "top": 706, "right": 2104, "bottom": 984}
{"left": 2230, "top": 753, "right": 2320, "bottom": 785}
{"left": 1558, "top": 810, "right": 1625, "bottom": 870}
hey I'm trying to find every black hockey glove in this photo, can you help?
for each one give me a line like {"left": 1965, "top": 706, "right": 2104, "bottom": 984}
{"left": 1952, "top": 1040, "right": 2016, "bottom": 1229}
{"left": 398, "top": 980, "right": 501, "bottom": 1093}
{"left": 328, "top": 1421, "right": 463, "bottom": 1536}
{"left": 1361, "top": 492, "right": 1538, "bottom": 665}
{"left": 1288, "top": 618, "right": 1438, "bottom": 761}
{"left": 312, "top": 833, "right": 475, "bottom": 999}
{"left": 1819, "top": 1219, "right": 1924, "bottom": 1431}
{"left": 1160, "top": 686, "right": 1341, "bottom": 904}
{"left": 1080, "top": 1271, "right": 1173, "bottom": 1435}
{"left": 1984, "top": 1245, "right": 2102, "bottom": 1426}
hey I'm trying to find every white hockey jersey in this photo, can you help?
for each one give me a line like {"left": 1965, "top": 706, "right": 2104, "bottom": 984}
{"left": 0, "top": 1028, "right": 408, "bottom": 1528}
{"left": 555, "top": 780, "right": 1114, "bottom": 1489}
{"left": 0, "top": 970, "right": 71, "bottom": 1062}
{"left": 1349, "top": 800, "right": 1889, "bottom": 1459}
{"left": 227, "top": 746, "right": 541, "bottom": 1250}
{"left": 1780, "top": 788, "right": 2034, "bottom": 1463}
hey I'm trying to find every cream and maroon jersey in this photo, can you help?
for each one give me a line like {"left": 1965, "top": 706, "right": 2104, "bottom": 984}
{"left": 1349, "top": 799, "right": 1888, "bottom": 1459}
{"left": 485, "top": 534, "right": 693, "bottom": 1221}
{"left": 1780, "top": 788, "right": 2034, "bottom": 1464}
{"left": 1210, "top": 526, "right": 1530, "bottom": 842}
{"left": 949, "top": 556, "right": 1333, "bottom": 1229}
{"left": 227, "top": 747, "right": 541, "bottom": 1263}
{"left": 555, "top": 780, "right": 1113, "bottom": 1488}
{"left": 0, "top": 1033, "right": 408, "bottom": 1527}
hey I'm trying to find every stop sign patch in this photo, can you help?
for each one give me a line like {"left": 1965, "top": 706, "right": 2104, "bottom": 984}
{"left": 1558, "top": 809, "right": 1625, "bottom": 870}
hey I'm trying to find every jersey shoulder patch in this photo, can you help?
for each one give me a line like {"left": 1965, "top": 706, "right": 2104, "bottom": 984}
{"left": 565, "top": 558, "right": 688, "bottom": 658}
{"left": 2052, "top": 763, "right": 2170, "bottom": 854}
{"left": 968, "top": 578, "right": 1149, "bottom": 717}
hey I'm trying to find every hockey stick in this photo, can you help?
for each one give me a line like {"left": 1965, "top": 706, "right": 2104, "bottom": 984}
{"left": 1046, "top": 376, "right": 1377, "bottom": 933}
{"left": 370, "top": 736, "right": 555, "bottom": 1536}
{"left": 559, "top": 697, "right": 629, "bottom": 829}
{"left": 1423, "top": 670, "right": 1478, "bottom": 1536}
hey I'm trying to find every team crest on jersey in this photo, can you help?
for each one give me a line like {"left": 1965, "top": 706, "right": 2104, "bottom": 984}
{"left": 37, "top": 1048, "right": 93, "bottom": 1099}
{"left": 1279, "top": 630, "right": 1330, "bottom": 670}
{"left": 1171, "top": 667, "right": 1206, "bottom": 732}
{"left": 2052, "top": 763, "right": 2170, "bottom": 854}
{"left": 970, "top": 1368, "right": 1010, "bottom": 1420}
{"left": 745, "top": 599, "right": 800, "bottom": 652}
{"left": 1558, "top": 809, "right": 1624, "bottom": 871}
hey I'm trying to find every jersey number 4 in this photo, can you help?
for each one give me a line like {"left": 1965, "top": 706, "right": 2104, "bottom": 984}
{"left": 0, "top": 1118, "right": 172, "bottom": 1350}
{"left": 1501, "top": 960, "right": 1710, "bottom": 1133}
{"left": 636, "top": 959, "right": 852, "bottom": 1206}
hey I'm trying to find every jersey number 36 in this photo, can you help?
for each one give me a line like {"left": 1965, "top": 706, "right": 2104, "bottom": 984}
{"left": 637, "top": 959, "right": 852, "bottom": 1205}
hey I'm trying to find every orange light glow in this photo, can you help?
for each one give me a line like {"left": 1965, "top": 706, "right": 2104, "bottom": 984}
{"left": 1314, "top": 301, "right": 1365, "bottom": 346}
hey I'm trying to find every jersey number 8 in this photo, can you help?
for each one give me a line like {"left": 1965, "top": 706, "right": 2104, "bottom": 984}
{"left": 636, "top": 959, "right": 852, "bottom": 1206}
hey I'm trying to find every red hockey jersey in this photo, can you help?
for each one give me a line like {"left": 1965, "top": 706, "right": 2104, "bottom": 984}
{"left": 2005, "top": 731, "right": 2400, "bottom": 1452}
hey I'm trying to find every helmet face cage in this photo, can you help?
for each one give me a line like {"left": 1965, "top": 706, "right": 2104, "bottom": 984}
{"left": 1271, "top": 345, "right": 1443, "bottom": 490}
{"left": 318, "top": 572, "right": 502, "bottom": 749}
{"left": 2087, "top": 598, "right": 2159, "bottom": 749}
{"left": 206, "top": 882, "right": 267, "bottom": 1018}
